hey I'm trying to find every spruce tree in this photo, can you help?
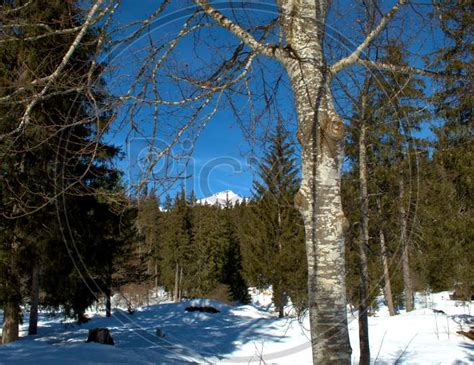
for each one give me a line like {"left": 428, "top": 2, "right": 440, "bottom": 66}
{"left": 220, "top": 204, "right": 249, "bottom": 303}
{"left": 137, "top": 194, "right": 161, "bottom": 292}
{"left": 242, "top": 120, "right": 306, "bottom": 317}
{"left": 417, "top": 1, "right": 473, "bottom": 297}
{"left": 343, "top": 39, "right": 429, "bottom": 318}
{"left": 369, "top": 41, "right": 428, "bottom": 312}
{"left": 0, "top": 0, "right": 120, "bottom": 339}
{"left": 189, "top": 204, "right": 228, "bottom": 297}
{"left": 159, "top": 188, "right": 193, "bottom": 301}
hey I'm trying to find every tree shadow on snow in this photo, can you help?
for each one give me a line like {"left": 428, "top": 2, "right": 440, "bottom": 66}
{"left": 0, "top": 300, "right": 300, "bottom": 364}
{"left": 452, "top": 341, "right": 474, "bottom": 365}
{"left": 107, "top": 300, "right": 289, "bottom": 362}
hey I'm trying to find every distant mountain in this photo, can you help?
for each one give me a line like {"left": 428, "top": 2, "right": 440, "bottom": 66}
{"left": 197, "top": 190, "right": 244, "bottom": 206}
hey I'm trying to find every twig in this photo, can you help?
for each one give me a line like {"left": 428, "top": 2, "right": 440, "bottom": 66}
{"left": 374, "top": 330, "right": 387, "bottom": 363}
{"left": 0, "top": 0, "right": 106, "bottom": 140}
{"left": 394, "top": 333, "right": 418, "bottom": 364}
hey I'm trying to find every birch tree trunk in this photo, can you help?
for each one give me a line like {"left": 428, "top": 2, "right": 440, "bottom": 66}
{"left": 28, "top": 264, "right": 40, "bottom": 335}
{"left": 280, "top": 2, "right": 352, "bottom": 362}
{"left": 173, "top": 262, "right": 179, "bottom": 302}
{"left": 154, "top": 261, "right": 159, "bottom": 296}
{"left": 399, "top": 176, "right": 414, "bottom": 311}
{"left": 194, "top": 0, "right": 407, "bottom": 361}
{"left": 358, "top": 117, "right": 370, "bottom": 365}
{"left": 379, "top": 229, "right": 396, "bottom": 316}
{"left": 376, "top": 197, "right": 396, "bottom": 316}
{"left": 178, "top": 265, "right": 183, "bottom": 301}
{"left": 292, "top": 88, "right": 351, "bottom": 363}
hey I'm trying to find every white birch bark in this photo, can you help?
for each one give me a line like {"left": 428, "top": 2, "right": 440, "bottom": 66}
{"left": 174, "top": 262, "right": 179, "bottom": 302}
{"left": 192, "top": 0, "right": 410, "bottom": 362}
{"left": 358, "top": 114, "right": 370, "bottom": 364}
{"left": 399, "top": 176, "right": 414, "bottom": 311}
{"left": 279, "top": 2, "right": 352, "bottom": 362}
{"left": 379, "top": 227, "right": 396, "bottom": 316}
{"left": 375, "top": 197, "right": 396, "bottom": 316}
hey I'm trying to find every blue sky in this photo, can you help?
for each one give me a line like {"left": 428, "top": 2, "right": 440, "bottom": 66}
{"left": 105, "top": 1, "right": 294, "bottom": 200}
{"left": 104, "top": 0, "right": 444, "bottom": 200}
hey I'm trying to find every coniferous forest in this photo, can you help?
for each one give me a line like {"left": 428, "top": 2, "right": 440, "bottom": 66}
{"left": 0, "top": 1, "right": 472, "bottom": 364}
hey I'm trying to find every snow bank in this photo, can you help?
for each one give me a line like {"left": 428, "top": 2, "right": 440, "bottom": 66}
{"left": 0, "top": 291, "right": 472, "bottom": 364}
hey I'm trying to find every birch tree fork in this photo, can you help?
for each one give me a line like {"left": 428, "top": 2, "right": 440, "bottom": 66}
{"left": 0, "top": 0, "right": 413, "bottom": 359}
{"left": 279, "top": 4, "right": 352, "bottom": 362}
{"left": 0, "top": 0, "right": 452, "bottom": 360}
{"left": 192, "top": 0, "right": 411, "bottom": 363}
{"left": 100, "top": 0, "right": 441, "bottom": 361}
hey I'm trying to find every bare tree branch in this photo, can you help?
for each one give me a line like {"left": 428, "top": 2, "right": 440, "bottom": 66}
{"left": 112, "top": 0, "right": 170, "bottom": 45}
{"left": 0, "top": 24, "right": 84, "bottom": 44}
{"left": 194, "top": 0, "right": 280, "bottom": 59}
{"left": 330, "top": 0, "right": 407, "bottom": 74}
{"left": 355, "top": 58, "right": 453, "bottom": 78}
{"left": 0, "top": 2, "right": 114, "bottom": 44}
{"left": 0, "top": 0, "right": 33, "bottom": 15}
{"left": 0, "top": 0, "right": 107, "bottom": 140}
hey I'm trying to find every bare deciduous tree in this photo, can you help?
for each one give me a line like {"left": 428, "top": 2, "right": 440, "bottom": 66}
{"left": 1, "top": 0, "right": 457, "bottom": 361}
{"left": 133, "top": 0, "right": 412, "bottom": 362}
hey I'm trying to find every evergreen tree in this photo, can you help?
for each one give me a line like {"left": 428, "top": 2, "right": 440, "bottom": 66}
{"left": 242, "top": 120, "right": 306, "bottom": 317}
{"left": 136, "top": 194, "right": 161, "bottom": 292}
{"left": 40, "top": 192, "right": 123, "bottom": 321}
{"left": 158, "top": 193, "right": 250, "bottom": 303}
{"left": 159, "top": 188, "right": 192, "bottom": 301}
{"left": 220, "top": 204, "right": 249, "bottom": 303}
{"left": 368, "top": 41, "right": 428, "bottom": 312}
{"left": 417, "top": 1, "right": 473, "bottom": 297}
{"left": 189, "top": 204, "right": 228, "bottom": 297}
{"left": 343, "top": 40, "right": 429, "bottom": 317}
{"left": 0, "top": 0, "right": 121, "bottom": 340}
{"left": 110, "top": 202, "right": 145, "bottom": 308}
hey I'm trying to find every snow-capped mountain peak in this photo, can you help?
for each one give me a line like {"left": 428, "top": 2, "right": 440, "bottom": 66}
{"left": 197, "top": 190, "right": 243, "bottom": 206}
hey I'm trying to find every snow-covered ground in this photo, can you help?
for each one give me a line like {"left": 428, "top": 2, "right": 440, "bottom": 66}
{"left": 0, "top": 291, "right": 472, "bottom": 364}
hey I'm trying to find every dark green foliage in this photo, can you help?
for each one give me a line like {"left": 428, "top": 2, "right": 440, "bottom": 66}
{"left": 111, "top": 205, "right": 147, "bottom": 288}
{"left": 241, "top": 120, "right": 307, "bottom": 315}
{"left": 155, "top": 191, "right": 249, "bottom": 303}
{"left": 415, "top": 1, "right": 473, "bottom": 295}
{"left": 159, "top": 189, "right": 193, "bottom": 297}
{"left": 40, "top": 193, "right": 127, "bottom": 320}
{"left": 189, "top": 204, "right": 229, "bottom": 296}
{"left": 137, "top": 195, "right": 161, "bottom": 282}
{"left": 0, "top": 1, "right": 471, "bottom": 336}
{"left": 0, "top": 0, "right": 123, "bottom": 323}
{"left": 343, "top": 40, "right": 428, "bottom": 310}
{"left": 342, "top": 15, "right": 472, "bottom": 309}
{"left": 220, "top": 204, "right": 250, "bottom": 303}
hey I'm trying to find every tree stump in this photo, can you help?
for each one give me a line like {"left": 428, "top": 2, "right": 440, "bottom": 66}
{"left": 86, "top": 328, "right": 114, "bottom": 345}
